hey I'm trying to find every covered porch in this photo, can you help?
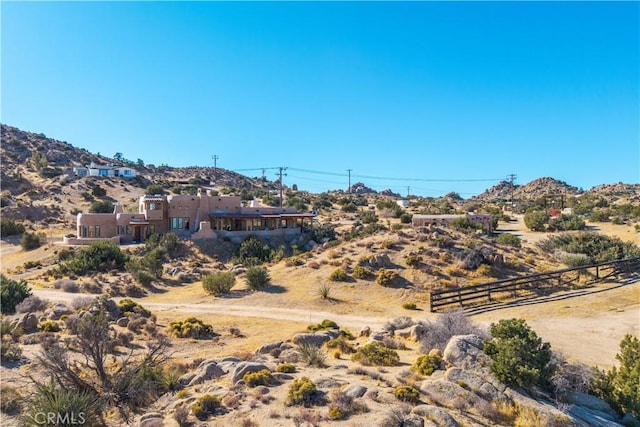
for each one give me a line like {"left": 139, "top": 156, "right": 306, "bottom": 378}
{"left": 208, "top": 212, "right": 316, "bottom": 234}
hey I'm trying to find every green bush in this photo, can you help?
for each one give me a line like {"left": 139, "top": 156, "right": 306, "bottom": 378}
{"left": 352, "top": 342, "right": 400, "bottom": 366}
{"left": 328, "top": 406, "right": 345, "bottom": 420}
{"left": 400, "top": 213, "right": 413, "bottom": 224}
{"left": 394, "top": 385, "right": 420, "bottom": 403}
{"left": 39, "top": 320, "right": 61, "bottom": 333}
{"left": 276, "top": 363, "right": 296, "bottom": 373}
{"left": 118, "top": 298, "right": 151, "bottom": 317}
{"left": 145, "top": 184, "right": 165, "bottom": 195}
{"left": 243, "top": 369, "right": 273, "bottom": 387}
{"left": 298, "top": 343, "right": 326, "bottom": 367}
{"left": 413, "top": 354, "right": 442, "bottom": 376}
{"left": 376, "top": 268, "right": 399, "bottom": 287}
{"left": 202, "top": 272, "right": 236, "bottom": 296}
{"left": 234, "top": 236, "right": 273, "bottom": 266}
{"left": 329, "top": 268, "right": 349, "bottom": 282}
{"left": 23, "top": 379, "right": 102, "bottom": 427}
{"left": 352, "top": 264, "right": 372, "bottom": 280}
{"left": 0, "top": 274, "right": 31, "bottom": 314}
{"left": 286, "top": 377, "right": 317, "bottom": 406}
{"left": 405, "top": 254, "right": 422, "bottom": 268}
{"left": 326, "top": 336, "right": 356, "bottom": 354}
{"left": 21, "top": 232, "right": 42, "bottom": 251}
{"left": 59, "top": 241, "right": 128, "bottom": 276}
{"left": 524, "top": 210, "right": 549, "bottom": 232}
{"left": 89, "top": 200, "right": 114, "bottom": 213}
{"left": 484, "top": 318, "right": 555, "bottom": 389}
{"left": 191, "top": 394, "right": 220, "bottom": 420}
{"left": 548, "top": 214, "right": 586, "bottom": 232}
{"left": 496, "top": 233, "right": 522, "bottom": 248}
{"left": 450, "top": 217, "right": 485, "bottom": 233}
{"left": 307, "top": 319, "right": 339, "bottom": 331}
{"left": 1, "top": 219, "right": 25, "bottom": 237}
{"left": 245, "top": 266, "right": 271, "bottom": 290}
{"left": 402, "top": 302, "right": 418, "bottom": 310}
{"left": 591, "top": 334, "right": 640, "bottom": 417}
{"left": 168, "top": 317, "right": 213, "bottom": 339}
{"left": 539, "top": 231, "right": 640, "bottom": 265}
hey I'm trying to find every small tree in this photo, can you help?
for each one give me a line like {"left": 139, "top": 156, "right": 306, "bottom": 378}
{"left": 484, "top": 318, "right": 555, "bottom": 390}
{"left": 0, "top": 274, "right": 32, "bottom": 314}
{"left": 524, "top": 210, "right": 549, "bottom": 232}
{"left": 202, "top": 272, "right": 236, "bottom": 296}
{"left": 245, "top": 266, "right": 271, "bottom": 290}
{"left": 1, "top": 219, "right": 25, "bottom": 237}
{"left": 145, "top": 184, "right": 165, "bottom": 195}
{"left": 89, "top": 200, "right": 114, "bottom": 213}
{"left": 592, "top": 334, "right": 640, "bottom": 417}
{"left": 496, "top": 233, "right": 522, "bottom": 248}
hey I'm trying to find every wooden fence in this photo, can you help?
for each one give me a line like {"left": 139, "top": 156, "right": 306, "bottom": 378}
{"left": 429, "top": 258, "right": 640, "bottom": 312}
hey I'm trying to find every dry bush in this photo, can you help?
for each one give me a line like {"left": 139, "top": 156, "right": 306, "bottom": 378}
{"left": 16, "top": 295, "right": 49, "bottom": 313}
{"left": 173, "top": 405, "right": 190, "bottom": 426}
{"left": 417, "top": 309, "right": 489, "bottom": 352}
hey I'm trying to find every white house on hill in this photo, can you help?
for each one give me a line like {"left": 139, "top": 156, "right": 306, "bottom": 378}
{"left": 73, "top": 162, "right": 137, "bottom": 178}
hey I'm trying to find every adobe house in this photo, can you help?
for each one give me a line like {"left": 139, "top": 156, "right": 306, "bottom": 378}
{"left": 412, "top": 213, "right": 494, "bottom": 233}
{"left": 65, "top": 189, "right": 316, "bottom": 245}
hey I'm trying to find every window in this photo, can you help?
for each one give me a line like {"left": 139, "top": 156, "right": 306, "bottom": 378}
{"left": 95, "top": 225, "right": 100, "bottom": 237}
{"left": 124, "top": 170, "right": 132, "bottom": 176}
{"left": 81, "top": 226, "right": 88, "bottom": 237}
{"left": 149, "top": 202, "right": 156, "bottom": 210}
{"left": 114, "top": 170, "right": 120, "bottom": 177}
{"left": 171, "top": 217, "right": 184, "bottom": 230}
{"left": 99, "top": 169, "right": 109, "bottom": 176}
{"left": 126, "top": 226, "right": 132, "bottom": 235}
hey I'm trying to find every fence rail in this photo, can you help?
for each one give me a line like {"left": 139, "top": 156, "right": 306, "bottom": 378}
{"left": 429, "top": 258, "right": 640, "bottom": 312}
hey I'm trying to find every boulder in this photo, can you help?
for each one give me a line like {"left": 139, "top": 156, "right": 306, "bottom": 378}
{"left": 359, "top": 326, "right": 371, "bottom": 337}
{"left": 342, "top": 384, "right": 367, "bottom": 399}
{"left": 21, "top": 312, "right": 39, "bottom": 332}
{"left": 403, "top": 415, "right": 425, "bottom": 427}
{"left": 395, "top": 327, "right": 413, "bottom": 339}
{"left": 183, "top": 360, "right": 225, "bottom": 386}
{"left": 419, "top": 379, "right": 480, "bottom": 408}
{"left": 116, "top": 317, "right": 129, "bottom": 328}
{"left": 231, "top": 362, "right": 270, "bottom": 385}
{"left": 412, "top": 405, "right": 459, "bottom": 427}
{"left": 216, "top": 357, "right": 241, "bottom": 373}
{"left": 562, "top": 391, "right": 615, "bottom": 415}
{"left": 410, "top": 323, "right": 428, "bottom": 342}
{"left": 443, "top": 335, "right": 491, "bottom": 371}
{"left": 48, "top": 303, "right": 71, "bottom": 320}
{"left": 444, "top": 368, "right": 500, "bottom": 401}
{"left": 256, "top": 341, "right": 284, "bottom": 355}
{"left": 138, "top": 413, "right": 163, "bottom": 427}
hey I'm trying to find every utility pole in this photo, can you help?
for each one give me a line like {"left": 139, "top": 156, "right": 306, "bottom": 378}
{"left": 347, "top": 169, "right": 352, "bottom": 197}
{"left": 261, "top": 168, "right": 266, "bottom": 181}
{"left": 407, "top": 186, "right": 410, "bottom": 198}
{"left": 507, "top": 173, "right": 516, "bottom": 211}
{"left": 277, "top": 167, "right": 287, "bottom": 208}
{"left": 212, "top": 155, "right": 219, "bottom": 185}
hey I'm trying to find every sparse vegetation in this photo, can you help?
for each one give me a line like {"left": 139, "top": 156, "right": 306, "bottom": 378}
{"left": 21, "top": 231, "right": 43, "bottom": 250}
{"left": 58, "top": 240, "right": 128, "bottom": 276}
{"left": 276, "top": 363, "right": 296, "bottom": 373}
{"left": 1, "top": 218, "right": 25, "bottom": 237}
{"left": 418, "top": 309, "right": 489, "bottom": 352}
{"left": 496, "top": 232, "right": 522, "bottom": 247}
{"left": 394, "top": 385, "right": 420, "bottom": 403}
{"left": 376, "top": 268, "right": 399, "bottom": 287}
{"left": 286, "top": 377, "right": 318, "bottom": 406}
{"left": 298, "top": 343, "right": 326, "bottom": 367}
{"left": 413, "top": 354, "right": 442, "bottom": 376}
{"left": 192, "top": 394, "right": 221, "bottom": 420}
{"left": 245, "top": 266, "right": 271, "bottom": 290}
{"left": 329, "top": 267, "right": 349, "bottom": 282}
{"left": 243, "top": 369, "right": 274, "bottom": 387}
{"left": 169, "top": 317, "right": 213, "bottom": 339}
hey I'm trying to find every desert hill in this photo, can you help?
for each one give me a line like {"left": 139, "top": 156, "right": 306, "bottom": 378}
{"left": 471, "top": 177, "right": 583, "bottom": 203}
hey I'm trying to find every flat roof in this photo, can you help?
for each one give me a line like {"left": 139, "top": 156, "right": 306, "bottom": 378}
{"left": 209, "top": 212, "right": 315, "bottom": 219}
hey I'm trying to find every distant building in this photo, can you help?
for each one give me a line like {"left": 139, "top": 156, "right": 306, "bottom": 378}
{"left": 65, "top": 190, "right": 315, "bottom": 245}
{"left": 396, "top": 200, "right": 410, "bottom": 208}
{"left": 73, "top": 162, "right": 137, "bottom": 178}
{"left": 412, "top": 213, "right": 494, "bottom": 233}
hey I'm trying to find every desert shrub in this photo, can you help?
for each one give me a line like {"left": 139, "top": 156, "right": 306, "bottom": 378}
{"left": 539, "top": 231, "right": 640, "bottom": 265}
{"left": 59, "top": 241, "right": 128, "bottom": 275}
{"left": 243, "top": 369, "right": 274, "bottom": 387}
{"left": 310, "top": 223, "right": 336, "bottom": 243}
{"left": 1, "top": 338, "right": 22, "bottom": 362}
{"left": 1, "top": 274, "right": 31, "bottom": 314}
{"left": 168, "top": 317, "right": 213, "bottom": 339}
{"left": 376, "top": 268, "right": 399, "bottom": 287}
{"left": 328, "top": 405, "right": 345, "bottom": 420}
{"left": 23, "top": 260, "right": 42, "bottom": 269}
{"left": 39, "top": 321, "right": 61, "bottom": 333}
{"left": 16, "top": 295, "right": 48, "bottom": 313}
{"left": 298, "top": 343, "right": 326, "bottom": 367}
{"left": 352, "top": 342, "right": 399, "bottom": 366}
{"left": 202, "top": 271, "right": 236, "bottom": 296}
{"left": 547, "top": 214, "right": 586, "bottom": 232}
{"left": 329, "top": 268, "right": 349, "bottom": 282}
{"left": 276, "top": 363, "right": 296, "bottom": 373}
{"left": 383, "top": 316, "right": 415, "bottom": 333}
{"left": 286, "top": 377, "right": 317, "bottom": 406}
{"left": 307, "top": 319, "right": 339, "bottom": 331}
{"left": 21, "top": 231, "right": 42, "bottom": 251}
{"left": 400, "top": 213, "right": 413, "bottom": 224}
{"left": 352, "top": 264, "right": 372, "bottom": 279}
{"left": 496, "top": 233, "right": 522, "bottom": 248}
{"left": 23, "top": 379, "right": 102, "bottom": 427}
{"left": 394, "top": 385, "right": 420, "bottom": 403}
{"left": 591, "top": 334, "right": 640, "bottom": 417}
{"left": 418, "top": 309, "right": 489, "bottom": 352}
{"left": 450, "top": 217, "right": 485, "bottom": 233}
{"left": 191, "top": 394, "right": 221, "bottom": 420}
{"left": 118, "top": 299, "right": 151, "bottom": 317}
{"left": 326, "top": 336, "right": 356, "bottom": 354}
{"left": 524, "top": 210, "right": 549, "bottom": 231}
{"left": 1, "top": 218, "right": 25, "bottom": 236}
{"left": 0, "top": 385, "right": 21, "bottom": 414}
{"left": 405, "top": 254, "right": 422, "bottom": 268}
{"left": 145, "top": 232, "right": 181, "bottom": 257}
{"left": 317, "top": 283, "right": 332, "bottom": 300}
{"left": 234, "top": 236, "right": 273, "bottom": 266}
{"left": 173, "top": 405, "right": 190, "bottom": 426}
{"left": 590, "top": 209, "right": 612, "bottom": 222}
{"left": 402, "top": 302, "right": 418, "bottom": 310}
{"left": 413, "top": 354, "right": 442, "bottom": 376}
{"left": 61, "top": 280, "right": 80, "bottom": 293}
{"left": 245, "top": 266, "right": 271, "bottom": 290}
{"left": 484, "top": 318, "right": 555, "bottom": 390}
{"left": 560, "top": 253, "right": 591, "bottom": 267}
{"left": 126, "top": 249, "right": 164, "bottom": 285}
{"left": 145, "top": 184, "right": 165, "bottom": 195}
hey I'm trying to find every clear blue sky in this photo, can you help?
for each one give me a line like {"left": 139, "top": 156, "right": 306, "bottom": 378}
{"left": 2, "top": 1, "right": 638, "bottom": 197}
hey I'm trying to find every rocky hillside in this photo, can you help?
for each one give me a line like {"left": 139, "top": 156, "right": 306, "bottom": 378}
{"left": 585, "top": 183, "right": 640, "bottom": 203}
